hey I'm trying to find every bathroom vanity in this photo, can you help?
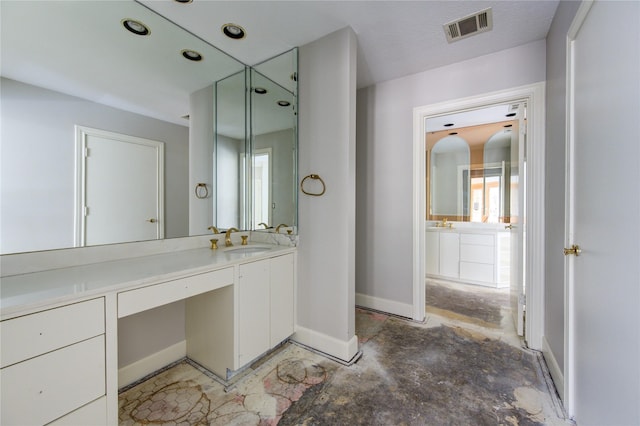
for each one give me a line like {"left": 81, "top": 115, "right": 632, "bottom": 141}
{"left": 426, "top": 226, "right": 510, "bottom": 288}
{"left": 0, "top": 237, "right": 296, "bottom": 425}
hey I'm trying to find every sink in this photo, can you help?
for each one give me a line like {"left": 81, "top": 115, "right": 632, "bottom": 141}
{"left": 224, "top": 246, "right": 272, "bottom": 255}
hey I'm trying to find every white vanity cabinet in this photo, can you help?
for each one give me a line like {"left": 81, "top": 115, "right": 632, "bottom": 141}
{"left": 426, "top": 230, "right": 460, "bottom": 279}
{"left": 0, "top": 298, "right": 107, "bottom": 426}
{"left": 426, "top": 228, "right": 509, "bottom": 288}
{"left": 237, "top": 253, "right": 295, "bottom": 367}
{"left": 185, "top": 252, "right": 295, "bottom": 378}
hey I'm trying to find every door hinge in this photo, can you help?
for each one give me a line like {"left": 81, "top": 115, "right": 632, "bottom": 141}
{"left": 84, "top": 206, "right": 90, "bottom": 216}
{"left": 84, "top": 147, "right": 90, "bottom": 157}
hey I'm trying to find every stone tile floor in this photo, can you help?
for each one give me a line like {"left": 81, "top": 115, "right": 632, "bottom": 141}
{"left": 119, "top": 280, "right": 572, "bottom": 425}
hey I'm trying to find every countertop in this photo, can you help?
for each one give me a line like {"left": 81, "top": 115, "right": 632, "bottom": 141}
{"left": 0, "top": 243, "right": 295, "bottom": 319}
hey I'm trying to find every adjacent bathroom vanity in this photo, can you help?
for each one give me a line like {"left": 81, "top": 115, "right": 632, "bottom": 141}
{"left": 0, "top": 238, "right": 296, "bottom": 425}
{"left": 426, "top": 225, "right": 510, "bottom": 288}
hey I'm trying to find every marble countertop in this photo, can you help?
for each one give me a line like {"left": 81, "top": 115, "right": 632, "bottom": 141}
{"left": 0, "top": 243, "right": 295, "bottom": 319}
{"left": 425, "top": 225, "right": 508, "bottom": 234}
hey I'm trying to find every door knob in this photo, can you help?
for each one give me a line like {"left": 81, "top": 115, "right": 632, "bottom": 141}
{"left": 146, "top": 218, "right": 157, "bottom": 223}
{"left": 505, "top": 224, "right": 515, "bottom": 230}
{"left": 563, "top": 244, "right": 581, "bottom": 256}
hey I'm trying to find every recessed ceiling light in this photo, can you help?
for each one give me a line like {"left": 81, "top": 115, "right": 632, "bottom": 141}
{"left": 222, "top": 23, "right": 246, "bottom": 40}
{"left": 254, "top": 87, "right": 268, "bottom": 94}
{"left": 277, "top": 100, "right": 291, "bottom": 107}
{"left": 444, "top": 123, "right": 454, "bottom": 127}
{"left": 174, "top": 0, "right": 192, "bottom": 3}
{"left": 506, "top": 113, "right": 516, "bottom": 117}
{"left": 122, "top": 19, "right": 150, "bottom": 36}
{"left": 181, "top": 49, "right": 203, "bottom": 61}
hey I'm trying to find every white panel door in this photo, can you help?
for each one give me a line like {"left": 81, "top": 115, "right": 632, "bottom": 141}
{"left": 76, "top": 126, "right": 164, "bottom": 246}
{"left": 565, "top": 1, "right": 640, "bottom": 422}
{"left": 509, "top": 103, "right": 526, "bottom": 336}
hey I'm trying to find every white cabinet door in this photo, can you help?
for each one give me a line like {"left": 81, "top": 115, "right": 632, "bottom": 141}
{"left": 439, "top": 232, "right": 459, "bottom": 279}
{"left": 270, "top": 254, "right": 295, "bottom": 347}
{"left": 238, "top": 259, "right": 270, "bottom": 366}
{"left": 425, "top": 231, "right": 439, "bottom": 275}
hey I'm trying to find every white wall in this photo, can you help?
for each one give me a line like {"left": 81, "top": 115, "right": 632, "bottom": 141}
{"left": 295, "top": 27, "right": 358, "bottom": 362}
{"left": 356, "top": 40, "right": 546, "bottom": 316}
{"left": 0, "top": 78, "right": 189, "bottom": 254}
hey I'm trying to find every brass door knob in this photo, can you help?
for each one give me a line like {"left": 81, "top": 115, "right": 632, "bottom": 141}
{"left": 505, "top": 224, "right": 514, "bottom": 230}
{"left": 563, "top": 244, "right": 581, "bottom": 256}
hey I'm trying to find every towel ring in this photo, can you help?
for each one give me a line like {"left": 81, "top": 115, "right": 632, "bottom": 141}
{"left": 300, "top": 174, "right": 326, "bottom": 196}
{"left": 195, "top": 183, "right": 209, "bottom": 199}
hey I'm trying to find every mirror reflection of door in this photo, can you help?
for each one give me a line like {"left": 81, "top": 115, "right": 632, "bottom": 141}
{"left": 75, "top": 126, "right": 164, "bottom": 246}
{"left": 252, "top": 149, "right": 272, "bottom": 229}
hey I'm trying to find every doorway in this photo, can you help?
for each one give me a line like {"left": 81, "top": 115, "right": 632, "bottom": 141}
{"left": 412, "top": 83, "right": 545, "bottom": 351}
{"left": 424, "top": 102, "right": 526, "bottom": 336}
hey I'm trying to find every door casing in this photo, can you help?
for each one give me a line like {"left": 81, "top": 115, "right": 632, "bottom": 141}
{"left": 412, "top": 82, "right": 546, "bottom": 350}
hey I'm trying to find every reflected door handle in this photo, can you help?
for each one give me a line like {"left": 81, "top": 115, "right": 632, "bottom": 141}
{"left": 563, "top": 244, "right": 581, "bottom": 256}
{"left": 505, "top": 224, "right": 515, "bottom": 230}
{"left": 146, "top": 218, "right": 157, "bottom": 223}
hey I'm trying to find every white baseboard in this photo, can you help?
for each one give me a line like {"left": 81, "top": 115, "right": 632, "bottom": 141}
{"left": 355, "top": 292, "right": 413, "bottom": 318}
{"left": 119, "top": 340, "right": 187, "bottom": 387}
{"left": 542, "top": 336, "right": 564, "bottom": 400}
{"left": 292, "top": 326, "right": 359, "bottom": 362}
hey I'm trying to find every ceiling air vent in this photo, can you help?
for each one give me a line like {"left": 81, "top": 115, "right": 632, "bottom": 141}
{"left": 444, "top": 8, "right": 493, "bottom": 43}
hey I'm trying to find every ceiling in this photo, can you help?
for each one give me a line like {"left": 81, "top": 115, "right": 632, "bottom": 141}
{"left": 1, "top": 1, "right": 558, "bottom": 129}
{"left": 141, "top": 0, "right": 560, "bottom": 89}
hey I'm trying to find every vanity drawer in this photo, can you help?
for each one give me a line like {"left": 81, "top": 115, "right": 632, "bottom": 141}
{"left": 460, "top": 233, "right": 494, "bottom": 246}
{"left": 460, "top": 262, "right": 494, "bottom": 283}
{"left": 48, "top": 396, "right": 107, "bottom": 426}
{"left": 460, "top": 244, "right": 495, "bottom": 264}
{"left": 0, "top": 335, "right": 106, "bottom": 426}
{"left": 0, "top": 298, "right": 104, "bottom": 368}
{"left": 118, "top": 267, "right": 234, "bottom": 318}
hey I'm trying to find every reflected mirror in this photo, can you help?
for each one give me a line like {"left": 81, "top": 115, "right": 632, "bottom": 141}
{"left": 250, "top": 49, "right": 298, "bottom": 233}
{"left": 426, "top": 104, "right": 520, "bottom": 223}
{"left": 214, "top": 49, "right": 298, "bottom": 234}
{"left": 1, "top": 1, "right": 247, "bottom": 254}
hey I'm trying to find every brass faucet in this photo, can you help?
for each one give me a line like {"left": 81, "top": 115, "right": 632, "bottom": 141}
{"left": 258, "top": 222, "right": 270, "bottom": 229}
{"left": 275, "top": 223, "right": 289, "bottom": 233}
{"left": 225, "top": 227, "right": 239, "bottom": 246}
{"left": 435, "top": 218, "right": 453, "bottom": 228}
{"left": 208, "top": 226, "right": 221, "bottom": 234}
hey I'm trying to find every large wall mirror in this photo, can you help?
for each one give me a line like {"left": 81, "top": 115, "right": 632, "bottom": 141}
{"left": 426, "top": 104, "right": 522, "bottom": 224}
{"left": 0, "top": 1, "right": 298, "bottom": 255}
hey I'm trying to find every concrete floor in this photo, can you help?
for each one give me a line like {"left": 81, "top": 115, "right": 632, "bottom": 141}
{"left": 119, "top": 280, "right": 571, "bottom": 425}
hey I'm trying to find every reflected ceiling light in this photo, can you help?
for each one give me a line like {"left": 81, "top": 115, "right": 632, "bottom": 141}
{"left": 504, "top": 124, "right": 513, "bottom": 128}
{"left": 505, "top": 113, "right": 516, "bottom": 117}
{"left": 122, "top": 19, "right": 150, "bottom": 36}
{"left": 449, "top": 132, "right": 458, "bottom": 136}
{"left": 222, "top": 23, "right": 246, "bottom": 40}
{"left": 444, "top": 123, "right": 454, "bottom": 127}
{"left": 181, "top": 49, "right": 203, "bottom": 61}
{"left": 254, "top": 87, "right": 268, "bottom": 94}
{"left": 277, "top": 100, "right": 291, "bottom": 107}
{"left": 174, "top": 0, "right": 193, "bottom": 3}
